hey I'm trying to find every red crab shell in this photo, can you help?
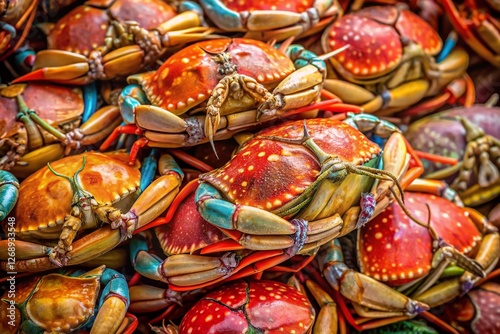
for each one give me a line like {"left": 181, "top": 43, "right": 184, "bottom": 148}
{"left": 220, "top": 0, "right": 314, "bottom": 12}
{"left": 0, "top": 83, "right": 85, "bottom": 138}
{"left": 140, "top": 38, "right": 295, "bottom": 115}
{"left": 155, "top": 191, "right": 226, "bottom": 255}
{"left": 178, "top": 280, "right": 314, "bottom": 334}
{"left": 358, "top": 192, "right": 482, "bottom": 286}
{"left": 322, "top": 6, "right": 442, "bottom": 78}
{"left": 200, "top": 118, "right": 380, "bottom": 212}
{"left": 47, "top": 0, "right": 177, "bottom": 55}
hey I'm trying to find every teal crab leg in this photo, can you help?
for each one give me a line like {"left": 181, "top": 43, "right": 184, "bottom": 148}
{"left": 81, "top": 82, "right": 98, "bottom": 122}
{"left": 0, "top": 171, "right": 19, "bottom": 220}
{"left": 140, "top": 149, "right": 158, "bottom": 192}
{"left": 89, "top": 267, "right": 130, "bottom": 334}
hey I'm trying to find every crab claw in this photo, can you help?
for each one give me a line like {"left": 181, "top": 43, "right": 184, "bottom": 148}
{"left": 13, "top": 46, "right": 145, "bottom": 85}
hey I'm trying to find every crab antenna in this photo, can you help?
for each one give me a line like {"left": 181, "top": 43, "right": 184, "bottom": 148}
{"left": 47, "top": 156, "right": 87, "bottom": 194}
{"left": 318, "top": 44, "right": 350, "bottom": 61}
{"left": 47, "top": 162, "right": 73, "bottom": 184}
{"left": 388, "top": 187, "right": 432, "bottom": 233}
{"left": 73, "top": 156, "right": 87, "bottom": 185}
{"left": 354, "top": 165, "right": 406, "bottom": 204}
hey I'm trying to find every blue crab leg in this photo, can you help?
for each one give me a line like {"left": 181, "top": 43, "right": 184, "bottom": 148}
{"left": 140, "top": 149, "right": 158, "bottom": 192}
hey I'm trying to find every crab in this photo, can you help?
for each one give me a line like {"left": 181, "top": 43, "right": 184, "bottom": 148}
{"left": 99, "top": 37, "right": 353, "bottom": 164}
{"left": 404, "top": 99, "right": 500, "bottom": 206}
{"left": 151, "top": 280, "right": 315, "bottom": 334}
{"left": 0, "top": 82, "right": 122, "bottom": 177}
{"left": 0, "top": 151, "right": 184, "bottom": 271}
{"left": 316, "top": 180, "right": 499, "bottom": 331}
{"left": 441, "top": 0, "right": 500, "bottom": 67}
{"left": 12, "top": 0, "right": 213, "bottom": 84}
{"left": 124, "top": 114, "right": 422, "bottom": 293}
{"left": 443, "top": 271, "right": 500, "bottom": 334}
{"left": 0, "top": 0, "right": 38, "bottom": 61}
{"left": 0, "top": 265, "right": 133, "bottom": 333}
{"left": 320, "top": 5, "right": 470, "bottom": 115}
{"left": 198, "top": 0, "right": 341, "bottom": 41}
{"left": 0, "top": 170, "right": 18, "bottom": 221}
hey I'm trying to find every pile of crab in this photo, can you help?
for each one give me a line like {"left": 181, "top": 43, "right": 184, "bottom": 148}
{"left": 0, "top": 0, "right": 499, "bottom": 333}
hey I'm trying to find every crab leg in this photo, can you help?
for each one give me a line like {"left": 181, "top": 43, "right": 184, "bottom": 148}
{"left": 305, "top": 279, "right": 339, "bottom": 334}
{"left": 318, "top": 240, "right": 430, "bottom": 317}
{"left": 413, "top": 232, "right": 500, "bottom": 308}
{"left": 84, "top": 267, "right": 130, "bottom": 334}
{"left": 129, "top": 284, "right": 201, "bottom": 314}
{"left": 0, "top": 171, "right": 19, "bottom": 220}
{"left": 13, "top": 9, "right": 212, "bottom": 85}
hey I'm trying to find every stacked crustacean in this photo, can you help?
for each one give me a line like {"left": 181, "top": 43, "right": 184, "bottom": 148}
{"left": 0, "top": 0, "right": 499, "bottom": 333}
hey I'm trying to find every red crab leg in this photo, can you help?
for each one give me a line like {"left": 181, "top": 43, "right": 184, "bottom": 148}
{"left": 0, "top": 0, "right": 38, "bottom": 62}
{"left": 420, "top": 311, "right": 459, "bottom": 334}
{"left": 413, "top": 150, "right": 459, "bottom": 165}
{"left": 100, "top": 124, "right": 142, "bottom": 151}
{"left": 167, "top": 149, "right": 214, "bottom": 172}
{"left": 121, "top": 313, "right": 139, "bottom": 334}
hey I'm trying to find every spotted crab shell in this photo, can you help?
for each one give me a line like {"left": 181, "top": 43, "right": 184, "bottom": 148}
{"left": 0, "top": 83, "right": 84, "bottom": 137}
{"left": 10, "top": 152, "right": 140, "bottom": 237}
{"left": 178, "top": 280, "right": 314, "bottom": 334}
{"left": 358, "top": 192, "right": 482, "bottom": 286}
{"left": 47, "top": 0, "right": 176, "bottom": 55}
{"left": 139, "top": 38, "right": 295, "bottom": 115}
{"left": 200, "top": 118, "right": 380, "bottom": 212}
{"left": 322, "top": 6, "right": 442, "bottom": 79}
{"left": 219, "top": 0, "right": 315, "bottom": 12}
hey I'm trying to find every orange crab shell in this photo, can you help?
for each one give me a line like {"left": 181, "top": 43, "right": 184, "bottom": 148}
{"left": 139, "top": 38, "right": 295, "bottom": 115}
{"left": 322, "top": 6, "right": 442, "bottom": 79}
{"left": 201, "top": 118, "right": 381, "bottom": 212}
{"left": 25, "top": 274, "right": 100, "bottom": 332}
{"left": 358, "top": 192, "right": 482, "bottom": 286}
{"left": 9, "top": 152, "right": 140, "bottom": 237}
{"left": 47, "top": 0, "right": 177, "bottom": 55}
{"left": 220, "top": 0, "right": 315, "bottom": 12}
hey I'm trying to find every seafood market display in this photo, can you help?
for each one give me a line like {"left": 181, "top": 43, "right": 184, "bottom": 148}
{"left": 0, "top": 0, "right": 499, "bottom": 333}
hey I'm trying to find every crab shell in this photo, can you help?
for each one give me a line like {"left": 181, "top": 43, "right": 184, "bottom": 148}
{"left": 321, "top": 6, "right": 442, "bottom": 80}
{"left": 155, "top": 191, "right": 226, "bottom": 255}
{"left": 0, "top": 83, "right": 85, "bottom": 139}
{"left": 178, "top": 280, "right": 314, "bottom": 334}
{"left": 47, "top": 0, "right": 177, "bottom": 56}
{"left": 444, "top": 281, "right": 500, "bottom": 334}
{"left": 404, "top": 105, "right": 500, "bottom": 176}
{"left": 358, "top": 192, "right": 482, "bottom": 286}
{"left": 218, "top": 0, "right": 317, "bottom": 13}
{"left": 137, "top": 38, "right": 295, "bottom": 116}
{"left": 11, "top": 273, "right": 100, "bottom": 332}
{"left": 200, "top": 118, "right": 380, "bottom": 213}
{"left": 7, "top": 152, "right": 140, "bottom": 240}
